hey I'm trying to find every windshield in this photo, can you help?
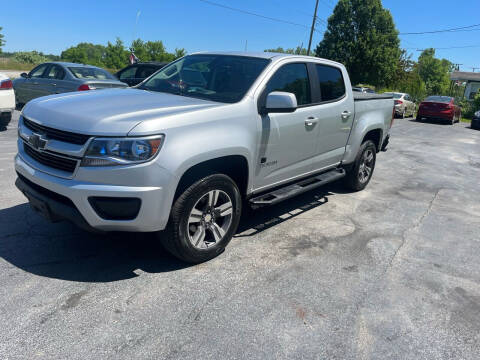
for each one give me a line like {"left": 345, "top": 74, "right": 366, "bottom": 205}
{"left": 69, "top": 67, "right": 115, "bottom": 80}
{"left": 139, "top": 55, "right": 270, "bottom": 103}
{"left": 425, "top": 96, "right": 452, "bottom": 103}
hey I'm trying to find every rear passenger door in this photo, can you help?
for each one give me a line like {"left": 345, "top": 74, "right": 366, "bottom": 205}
{"left": 309, "top": 63, "right": 355, "bottom": 171}
{"left": 43, "top": 64, "right": 69, "bottom": 95}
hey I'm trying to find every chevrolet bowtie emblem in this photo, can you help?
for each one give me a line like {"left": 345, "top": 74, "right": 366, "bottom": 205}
{"left": 28, "top": 133, "right": 48, "bottom": 150}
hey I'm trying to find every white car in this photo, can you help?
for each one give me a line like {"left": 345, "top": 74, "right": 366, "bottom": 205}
{"left": 384, "top": 92, "right": 416, "bottom": 118}
{"left": 0, "top": 72, "right": 15, "bottom": 129}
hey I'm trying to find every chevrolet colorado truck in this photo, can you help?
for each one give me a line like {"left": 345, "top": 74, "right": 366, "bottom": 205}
{"left": 15, "top": 52, "right": 393, "bottom": 263}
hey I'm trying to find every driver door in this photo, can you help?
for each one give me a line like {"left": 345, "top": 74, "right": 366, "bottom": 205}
{"left": 253, "top": 62, "right": 318, "bottom": 191}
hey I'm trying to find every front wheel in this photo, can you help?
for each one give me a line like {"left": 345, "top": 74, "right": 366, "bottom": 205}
{"left": 344, "top": 140, "right": 377, "bottom": 191}
{"left": 161, "top": 174, "right": 242, "bottom": 263}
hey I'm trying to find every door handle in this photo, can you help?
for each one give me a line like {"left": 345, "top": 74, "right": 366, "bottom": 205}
{"left": 341, "top": 111, "right": 352, "bottom": 119}
{"left": 305, "top": 117, "right": 318, "bottom": 127}
{"left": 32, "top": 82, "right": 39, "bottom": 85}
{"left": 52, "top": 83, "right": 57, "bottom": 86}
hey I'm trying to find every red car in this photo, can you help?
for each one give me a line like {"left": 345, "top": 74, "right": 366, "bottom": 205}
{"left": 416, "top": 96, "right": 461, "bottom": 125}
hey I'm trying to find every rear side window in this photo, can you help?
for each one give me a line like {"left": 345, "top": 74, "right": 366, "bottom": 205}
{"left": 315, "top": 64, "right": 345, "bottom": 102}
{"left": 137, "top": 66, "right": 158, "bottom": 79}
{"left": 118, "top": 66, "right": 137, "bottom": 80}
{"left": 45, "top": 65, "right": 65, "bottom": 80}
{"left": 266, "top": 63, "right": 311, "bottom": 106}
{"left": 69, "top": 67, "right": 115, "bottom": 80}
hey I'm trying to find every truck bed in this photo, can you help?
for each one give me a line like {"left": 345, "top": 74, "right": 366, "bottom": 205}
{"left": 353, "top": 93, "right": 393, "bottom": 101}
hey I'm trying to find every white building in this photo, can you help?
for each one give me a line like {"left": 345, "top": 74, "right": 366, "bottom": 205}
{"left": 450, "top": 71, "right": 480, "bottom": 100}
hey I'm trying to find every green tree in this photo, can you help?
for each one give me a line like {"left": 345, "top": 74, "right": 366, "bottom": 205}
{"left": 417, "top": 48, "right": 451, "bottom": 95}
{"left": 174, "top": 48, "right": 186, "bottom": 59}
{"left": 315, "top": 0, "right": 401, "bottom": 87}
{"left": 0, "top": 26, "right": 5, "bottom": 53}
{"left": 104, "top": 38, "right": 129, "bottom": 69}
{"left": 131, "top": 39, "right": 184, "bottom": 62}
{"left": 264, "top": 46, "right": 307, "bottom": 55}
{"left": 61, "top": 43, "right": 106, "bottom": 67}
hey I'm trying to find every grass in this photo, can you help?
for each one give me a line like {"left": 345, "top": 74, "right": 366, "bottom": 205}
{"left": 460, "top": 117, "right": 471, "bottom": 123}
{"left": 0, "top": 58, "right": 36, "bottom": 71}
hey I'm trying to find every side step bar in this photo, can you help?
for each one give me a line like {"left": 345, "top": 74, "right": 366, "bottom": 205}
{"left": 249, "top": 168, "right": 346, "bottom": 208}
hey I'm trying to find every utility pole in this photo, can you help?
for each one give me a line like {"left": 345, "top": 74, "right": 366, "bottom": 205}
{"left": 471, "top": 67, "right": 479, "bottom": 73}
{"left": 307, "top": 0, "right": 319, "bottom": 56}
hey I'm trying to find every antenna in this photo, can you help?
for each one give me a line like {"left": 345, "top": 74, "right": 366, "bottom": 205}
{"left": 244, "top": 39, "right": 248, "bottom": 52}
{"left": 132, "top": 10, "right": 141, "bottom": 43}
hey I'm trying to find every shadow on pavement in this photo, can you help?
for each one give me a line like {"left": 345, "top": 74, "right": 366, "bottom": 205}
{"left": 409, "top": 118, "right": 452, "bottom": 126}
{"left": 0, "top": 182, "right": 345, "bottom": 282}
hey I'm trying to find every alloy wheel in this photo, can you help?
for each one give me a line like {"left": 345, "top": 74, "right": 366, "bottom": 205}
{"left": 358, "top": 149, "right": 374, "bottom": 184}
{"left": 187, "top": 190, "right": 233, "bottom": 249}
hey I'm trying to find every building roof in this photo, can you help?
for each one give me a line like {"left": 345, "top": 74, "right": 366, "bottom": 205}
{"left": 450, "top": 71, "right": 480, "bottom": 82}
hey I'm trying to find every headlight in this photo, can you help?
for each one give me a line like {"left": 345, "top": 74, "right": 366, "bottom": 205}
{"left": 81, "top": 135, "right": 164, "bottom": 166}
{"left": 475, "top": 110, "right": 480, "bottom": 118}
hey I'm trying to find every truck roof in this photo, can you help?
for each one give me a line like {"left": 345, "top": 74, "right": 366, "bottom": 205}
{"left": 190, "top": 51, "right": 344, "bottom": 69}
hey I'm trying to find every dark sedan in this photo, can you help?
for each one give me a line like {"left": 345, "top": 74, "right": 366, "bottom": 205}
{"left": 13, "top": 62, "right": 127, "bottom": 109}
{"left": 115, "top": 62, "right": 168, "bottom": 87}
{"left": 416, "top": 96, "right": 461, "bottom": 125}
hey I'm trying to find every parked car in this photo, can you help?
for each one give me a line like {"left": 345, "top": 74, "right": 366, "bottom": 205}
{"left": 13, "top": 62, "right": 127, "bottom": 109}
{"left": 472, "top": 110, "right": 480, "bottom": 130}
{"left": 352, "top": 86, "right": 375, "bottom": 93}
{"left": 115, "top": 62, "right": 169, "bottom": 87}
{"left": 0, "top": 72, "right": 15, "bottom": 129}
{"left": 15, "top": 52, "right": 394, "bottom": 263}
{"left": 384, "top": 92, "right": 416, "bottom": 118}
{"left": 416, "top": 96, "right": 461, "bottom": 125}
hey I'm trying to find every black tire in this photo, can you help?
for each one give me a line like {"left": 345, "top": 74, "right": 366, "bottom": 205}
{"left": 343, "top": 140, "right": 377, "bottom": 191}
{"left": 160, "top": 174, "right": 242, "bottom": 263}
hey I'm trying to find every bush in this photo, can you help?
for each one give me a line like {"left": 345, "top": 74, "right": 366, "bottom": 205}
{"left": 13, "top": 51, "right": 48, "bottom": 64}
{"left": 459, "top": 99, "right": 475, "bottom": 119}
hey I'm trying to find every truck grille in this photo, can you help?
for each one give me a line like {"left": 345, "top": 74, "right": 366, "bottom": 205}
{"left": 24, "top": 144, "right": 78, "bottom": 173}
{"left": 23, "top": 117, "right": 90, "bottom": 145}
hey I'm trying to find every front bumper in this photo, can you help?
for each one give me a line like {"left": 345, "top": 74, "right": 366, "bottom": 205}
{"left": 15, "top": 152, "right": 176, "bottom": 232}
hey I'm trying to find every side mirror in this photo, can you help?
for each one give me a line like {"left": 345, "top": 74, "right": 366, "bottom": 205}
{"left": 263, "top": 91, "right": 297, "bottom": 114}
{"left": 20, "top": 72, "right": 29, "bottom": 78}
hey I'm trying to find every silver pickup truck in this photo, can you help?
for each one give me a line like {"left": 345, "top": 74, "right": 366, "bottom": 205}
{"left": 15, "top": 52, "right": 393, "bottom": 263}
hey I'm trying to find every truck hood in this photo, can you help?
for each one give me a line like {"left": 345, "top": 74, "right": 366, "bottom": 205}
{"left": 22, "top": 89, "right": 221, "bottom": 136}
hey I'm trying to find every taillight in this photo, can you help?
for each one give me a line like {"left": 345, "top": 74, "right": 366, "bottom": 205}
{"left": 394, "top": 100, "right": 403, "bottom": 105}
{"left": 0, "top": 79, "right": 13, "bottom": 90}
{"left": 391, "top": 106, "right": 395, "bottom": 127}
{"left": 78, "top": 84, "right": 92, "bottom": 91}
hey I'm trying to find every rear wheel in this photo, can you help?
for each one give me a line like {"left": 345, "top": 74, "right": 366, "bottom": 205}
{"left": 344, "top": 140, "right": 377, "bottom": 191}
{"left": 161, "top": 174, "right": 242, "bottom": 263}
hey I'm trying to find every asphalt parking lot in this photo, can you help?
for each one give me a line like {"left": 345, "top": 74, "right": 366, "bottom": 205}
{"left": 1, "top": 112, "right": 479, "bottom": 359}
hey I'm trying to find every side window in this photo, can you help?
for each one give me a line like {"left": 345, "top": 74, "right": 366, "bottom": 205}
{"left": 45, "top": 65, "right": 65, "bottom": 80}
{"left": 405, "top": 94, "right": 410, "bottom": 101}
{"left": 137, "top": 66, "right": 158, "bottom": 79}
{"left": 29, "top": 64, "right": 49, "bottom": 78}
{"left": 118, "top": 66, "right": 137, "bottom": 80}
{"left": 266, "top": 63, "right": 311, "bottom": 106}
{"left": 315, "top": 64, "right": 345, "bottom": 102}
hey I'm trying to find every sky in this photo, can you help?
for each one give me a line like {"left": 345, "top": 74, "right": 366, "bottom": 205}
{"left": 1, "top": 0, "right": 479, "bottom": 72}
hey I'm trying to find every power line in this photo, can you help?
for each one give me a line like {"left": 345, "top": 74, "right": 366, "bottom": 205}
{"left": 399, "top": 23, "right": 480, "bottom": 35}
{"left": 410, "top": 44, "right": 480, "bottom": 51}
{"left": 197, "top": 0, "right": 322, "bottom": 33}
